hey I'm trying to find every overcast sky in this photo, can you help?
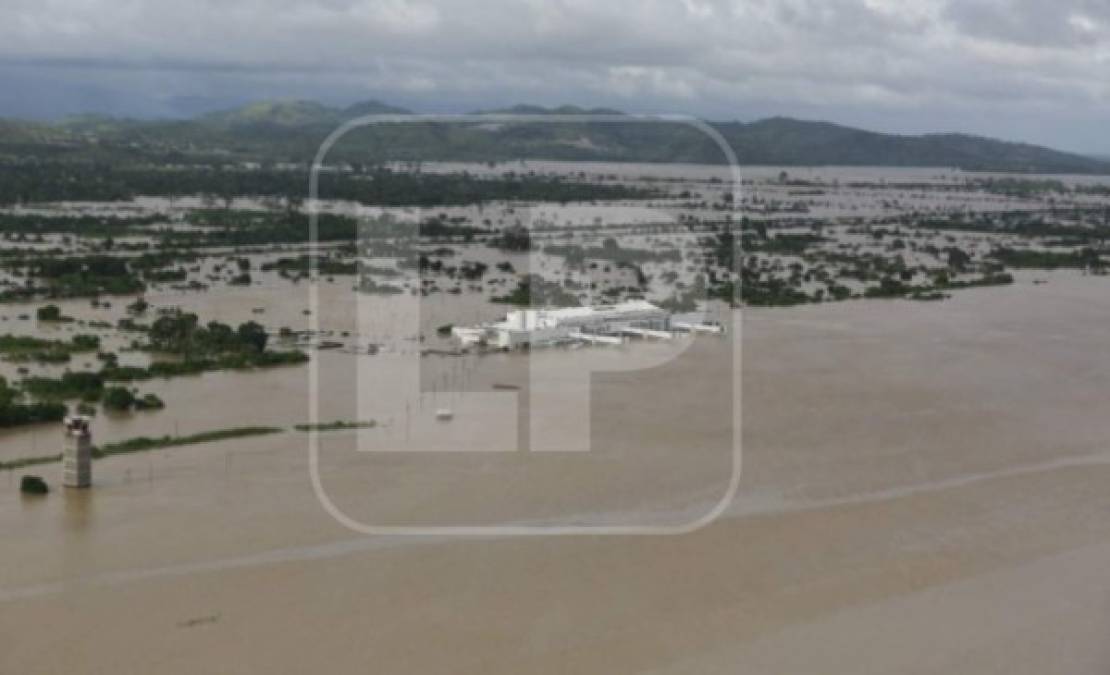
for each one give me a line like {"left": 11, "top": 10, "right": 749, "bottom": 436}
{"left": 1, "top": 0, "right": 1108, "bottom": 153}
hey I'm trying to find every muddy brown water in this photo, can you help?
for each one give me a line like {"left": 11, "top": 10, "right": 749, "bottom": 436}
{"left": 3, "top": 269, "right": 1110, "bottom": 673}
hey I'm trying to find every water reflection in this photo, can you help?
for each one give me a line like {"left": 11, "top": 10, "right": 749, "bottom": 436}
{"left": 62, "top": 487, "right": 95, "bottom": 532}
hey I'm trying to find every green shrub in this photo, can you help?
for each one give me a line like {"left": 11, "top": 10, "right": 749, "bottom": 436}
{"left": 19, "top": 475, "right": 49, "bottom": 495}
{"left": 36, "top": 304, "right": 64, "bottom": 321}
{"left": 135, "top": 393, "right": 165, "bottom": 410}
{"left": 102, "top": 386, "right": 136, "bottom": 411}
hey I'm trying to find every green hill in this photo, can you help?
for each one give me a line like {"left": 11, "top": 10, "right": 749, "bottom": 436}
{"left": 1, "top": 100, "right": 1108, "bottom": 174}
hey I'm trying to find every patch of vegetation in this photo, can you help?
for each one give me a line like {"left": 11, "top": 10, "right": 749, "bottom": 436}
{"left": 990, "top": 247, "right": 1104, "bottom": 270}
{"left": 99, "top": 350, "right": 308, "bottom": 383}
{"left": 0, "top": 376, "right": 67, "bottom": 429}
{"left": 487, "top": 227, "right": 532, "bottom": 252}
{"left": 749, "top": 233, "right": 826, "bottom": 255}
{"left": 126, "top": 297, "right": 150, "bottom": 315}
{"left": 22, "top": 371, "right": 105, "bottom": 402}
{"left": 544, "top": 238, "right": 682, "bottom": 265}
{"left": 0, "top": 163, "right": 658, "bottom": 208}
{"left": 294, "top": 420, "right": 377, "bottom": 432}
{"left": 0, "top": 333, "right": 99, "bottom": 364}
{"left": 0, "top": 454, "right": 62, "bottom": 472}
{"left": 0, "top": 213, "right": 165, "bottom": 236}
{"left": 20, "top": 256, "right": 146, "bottom": 298}
{"left": 492, "top": 275, "right": 580, "bottom": 306}
{"left": 135, "top": 393, "right": 165, "bottom": 410}
{"left": 1, "top": 426, "right": 285, "bottom": 471}
{"left": 19, "top": 475, "right": 49, "bottom": 495}
{"left": 101, "top": 386, "right": 136, "bottom": 411}
{"left": 93, "top": 426, "right": 283, "bottom": 458}
{"left": 262, "top": 255, "right": 358, "bottom": 276}
{"left": 146, "top": 312, "right": 269, "bottom": 354}
{"left": 35, "top": 304, "right": 72, "bottom": 322}
{"left": 13, "top": 315, "right": 304, "bottom": 413}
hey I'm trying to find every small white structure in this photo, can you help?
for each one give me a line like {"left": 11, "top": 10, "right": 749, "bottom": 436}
{"left": 453, "top": 300, "right": 671, "bottom": 349}
{"left": 62, "top": 415, "right": 92, "bottom": 488}
{"left": 673, "top": 320, "right": 725, "bottom": 334}
{"left": 671, "top": 311, "right": 727, "bottom": 335}
{"left": 618, "top": 326, "right": 674, "bottom": 340}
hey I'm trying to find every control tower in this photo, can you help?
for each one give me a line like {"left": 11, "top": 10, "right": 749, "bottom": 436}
{"left": 62, "top": 416, "right": 92, "bottom": 488}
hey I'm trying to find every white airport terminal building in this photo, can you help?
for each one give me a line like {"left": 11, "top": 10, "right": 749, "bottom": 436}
{"left": 452, "top": 300, "right": 720, "bottom": 349}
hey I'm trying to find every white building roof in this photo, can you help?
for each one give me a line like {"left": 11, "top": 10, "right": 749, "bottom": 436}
{"left": 493, "top": 301, "right": 665, "bottom": 331}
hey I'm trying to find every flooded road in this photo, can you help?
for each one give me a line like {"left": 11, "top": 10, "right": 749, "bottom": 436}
{"left": 3, "top": 271, "right": 1110, "bottom": 673}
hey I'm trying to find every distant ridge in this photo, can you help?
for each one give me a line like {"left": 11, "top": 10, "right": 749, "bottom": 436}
{"left": 2, "top": 99, "right": 1108, "bottom": 174}
{"left": 198, "top": 99, "right": 412, "bottom": 128}
{"left": 474, "top": 104, "right": 626, "bottom": 116}
{"left": 712, "top": 117, "right": 1110, "bottom": 173}
{"left": 342, "top": 100, "right": 412, "bottom": 117}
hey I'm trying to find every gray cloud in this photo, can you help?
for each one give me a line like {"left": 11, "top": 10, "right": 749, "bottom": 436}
{"left": 0, "top": 0, "right": 1107, "bottom": 152}
{"left": 943, "top": 0, "right": 1110, "bottom": 47}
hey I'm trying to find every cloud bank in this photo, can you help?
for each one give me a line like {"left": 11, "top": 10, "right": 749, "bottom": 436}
{"left": 1, "top": 0, "right": 1107, "bottom": 151}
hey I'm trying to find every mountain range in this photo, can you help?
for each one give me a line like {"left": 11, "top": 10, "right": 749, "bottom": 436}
{"left": 1, "top": 99, "right": 1107, "bottom": 174}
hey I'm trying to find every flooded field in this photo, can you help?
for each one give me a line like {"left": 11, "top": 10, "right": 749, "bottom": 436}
{"left": 1, "top": 273, "right": 1109, "bottom": 672}
{"left": 2, "top": 163, "right": 1110, "bottom": 673}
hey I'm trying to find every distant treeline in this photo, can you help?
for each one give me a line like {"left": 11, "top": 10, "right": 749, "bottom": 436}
{"left": 0, "top": 163, "right": 658, "bottom": 206}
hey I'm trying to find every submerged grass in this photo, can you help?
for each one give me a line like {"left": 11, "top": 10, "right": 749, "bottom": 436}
{"left": 0, "top": 453, "right": 63, "bottom": 471}
{"left": 93, "top": 426, "right": 284, "bottom": 458}
{"left": 294, "top": 420, "right": 376, "bottom": 432}
{"left": 0, "top": 426, "right": 283, "bottom": 471}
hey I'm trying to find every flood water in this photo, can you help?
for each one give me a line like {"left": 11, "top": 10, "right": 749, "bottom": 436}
{"left": 4, "top": 263, "right": 1110, "bottom": 673}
